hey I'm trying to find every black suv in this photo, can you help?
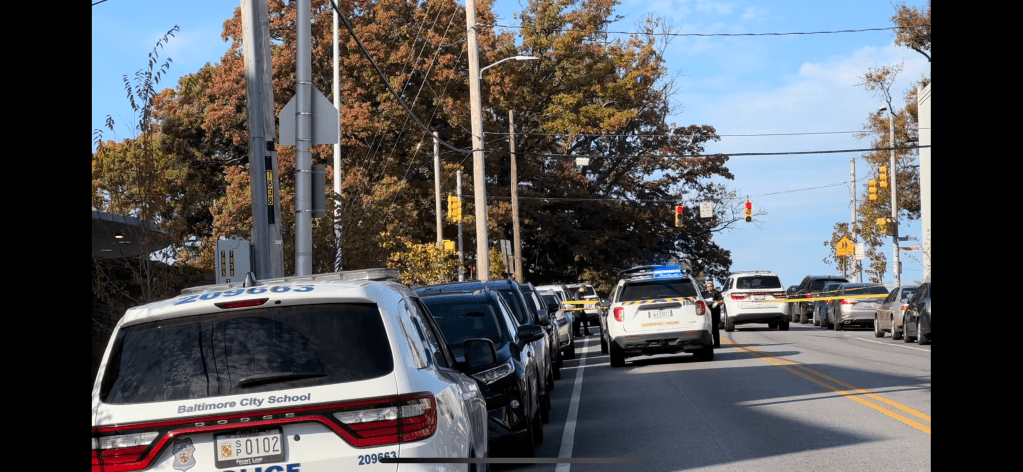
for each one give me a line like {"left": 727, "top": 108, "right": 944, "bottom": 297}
{"left": 415, "top": 279, "right": 554, "bottom": 419}
{"left": 792, "top": 275, "right": 850, "bottom": 324}
{"left": 519, "top": 282, "right": 562, "bottom": 379}
{"left": 418, "top": 289, "right": 547, "bottom": 457}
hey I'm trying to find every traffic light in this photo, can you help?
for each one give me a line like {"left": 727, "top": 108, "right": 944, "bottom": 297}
{"left": 744, "top": 201, "right": 752, "bottom": 222}
{"left": 675, "top": 206, "right": 684, "bottom": 227}
{"left": 447, "top": 195, "right": 461, "bottom": 223}
{"left": 877, "top": 217, "right": 887, "bottom": 234}
{"left": 868, "top": 179, "right": 878, "bottom": 200}
{"left": 878, "top": 166, "right": 888, "bottom": 188}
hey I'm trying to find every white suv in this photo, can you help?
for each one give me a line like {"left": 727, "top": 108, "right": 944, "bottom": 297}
{"left": 91, "top": 269, "right": 489, "bottom": 472}
{"left": 720, "top": 271, "right": 789, "bottom": 331}
{"left": 604, "top": 266, "right": 714, "bottom": 367}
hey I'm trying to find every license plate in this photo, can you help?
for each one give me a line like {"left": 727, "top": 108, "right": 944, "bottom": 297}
{"left": 648, "top": 310, "right": 671, "bottom": 319}
{"left": 215, "top": 427, "right": 286, "bottom": 468}
{"left": 753, "top": 295, "right": 764, "bottom": 301}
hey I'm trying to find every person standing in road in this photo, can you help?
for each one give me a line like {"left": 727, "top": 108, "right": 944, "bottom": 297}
{"left": 573, "top": 286, "right": 592, "bottom": 337}
{"left": 706, "top": 281, "right": 723, "bottom": 348}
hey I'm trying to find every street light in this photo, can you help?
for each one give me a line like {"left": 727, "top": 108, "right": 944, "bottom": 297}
{"left": 468, "top": 53, "right": 538, "bottom": 281}
{"left": 878, "top": 106, "right": 900, "bottom": 287}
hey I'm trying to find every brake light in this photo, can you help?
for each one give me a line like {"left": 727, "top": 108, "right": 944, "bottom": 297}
{"left": 772, "top": 292, "right": 786, "bottom": 299}
{"left": 91, "top": 432, "right": 159, "bottom": 471}
{"left": 614, "top": 307, "right": 624, "bottom": 322}
{"left": 900, "top": 304, "right": 908, "bottom": 311}
{"left": 730, "top": 294, "right": 747, "bottom": 300}
{"left": 695, "top": 300, "right": 706, "bottom": 316}
{"left": 215, "top": 298, "right": 270, "bottom": 309}
{"left": 333, "top": 394, "right": 437, "bottom": 446}
{"left": 840, "top": 299, "right": 857, "bottom": 305}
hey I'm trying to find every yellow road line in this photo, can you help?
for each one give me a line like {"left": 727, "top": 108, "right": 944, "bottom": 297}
{"left": 722, "top": 338, "right": 931, "bottom": 434}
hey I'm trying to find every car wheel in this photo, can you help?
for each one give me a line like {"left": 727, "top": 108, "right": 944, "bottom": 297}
{"left": 874, "top": 315, "right": 885, "bottom": 338}
{"left": 917, "top": 322, "right": 930, "bottom": 345}
{"left": 565, "top": 341, "right": 576, "bottom": 359}
{"left": 609, "top": 342, "right": 625, "bottom": 367}
{"left": 600, "top": 333, "right": 608, "bottom": 354}
{"left": 694, "top": 346, "right": 714, "bottom": 361}
{"left": 902, "top": 315, "right": 914, "bottom": 343}
{"left": 531, "top": 403, "right": 544, "bottom": 446}
{"left": 813, "top": 309, "right": 820, "bottom": 326}
{"left": 891, "top": 314, "right": 903, "bottom": 340}
{"left": 723, "top": 308, "right": 735, "bottom": 332}
{"left": 515, "top": 406, "right": 536, "bottom": 457}
{"left": 779, "top": 319, "right": 789, "bottom": 331}
{"left": 768, "top": 322, "right": 778, "bottom": 330}
{"left": 799, "top": 311, "right": 808, "bottom": 324}
{"left": 539, "top": 389, "right": 550, "bottom": 424}
{"left": 834, "top": 318, "right": 843, "bottom": 331}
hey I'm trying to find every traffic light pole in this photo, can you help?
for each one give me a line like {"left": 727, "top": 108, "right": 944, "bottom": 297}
{"left": 887, "top": 110, "right": 901, "bottom": 288}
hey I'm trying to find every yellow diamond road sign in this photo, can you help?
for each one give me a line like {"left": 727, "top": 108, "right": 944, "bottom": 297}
{"left": 835, "top": 236, "right": 853, "bottom": 256}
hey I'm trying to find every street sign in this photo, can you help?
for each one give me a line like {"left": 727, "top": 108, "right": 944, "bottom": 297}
{"left": 700, "top": 202, "right": 713, "bottom": 218}
{"left": 835, "top": 236, "right": 853, "bottom": 257}
{"left": 854, "top": 242, "right": 865, "bottom": 260}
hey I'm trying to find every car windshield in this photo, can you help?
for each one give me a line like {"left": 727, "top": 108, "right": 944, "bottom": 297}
{"left": 736, "top": 276, "right": 782, "bottom": 289}
{"left": 493, "top": 288, "right": 530, "bottom": 325}
{"left": 619, "top": 279, "right": 700, "bottom": 302}
{"left": 99, "top": 303, "right": 393, "bottom": 404}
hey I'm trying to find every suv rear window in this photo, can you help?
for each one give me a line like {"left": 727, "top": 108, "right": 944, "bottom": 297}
{"left": 736, "top": 276, "right": 782, "bottom": 289}
{"left": 99, "top": 303, "right": 393, "bottom": 404}
{"left": 619, "top": 279, "right": 699, "bottom": 302}
{"left": 811, "top": 278, "right": 848, "bottom": 291}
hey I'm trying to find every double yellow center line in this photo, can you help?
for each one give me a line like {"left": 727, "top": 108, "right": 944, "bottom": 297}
{"left": 722, "top": 339, "right": 931, "bottom": 434}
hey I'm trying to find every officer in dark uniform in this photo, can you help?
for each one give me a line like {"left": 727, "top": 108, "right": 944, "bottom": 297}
{"left": 706, "top": 281, "right": 723, "bottom": 348}
{"left": 573, "top": 286, "right": 592, "bottom": 336}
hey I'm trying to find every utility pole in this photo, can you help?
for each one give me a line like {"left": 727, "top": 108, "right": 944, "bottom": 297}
{"left": 332, "top": 3, "right": 344, "bottom": 272}
{"left": 509, "top": 110, "right": 522, "bottom": 283}
{"left": 465, "top": 0, "right": 489, "bottom": 280}
{"left": 241, "top": 0, "right": 284, "bottom": 278}
{"left": 886, "top": 109, "right": 901, "bottom": 288}
{"left": 434, "top": 131, "right": 443, "bottom": 246}
{"left": 457, "top": 170, "right": 465, "bottom": 281}
{"left": 850, "top": 157, "right": 859, "bottom": 283}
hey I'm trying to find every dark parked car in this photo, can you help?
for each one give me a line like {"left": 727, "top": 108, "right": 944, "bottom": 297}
{"left": 540, "top": 292, "right": 575, "bottom": 360}
{"left": 814, "top": 282, "right": 845, "bottom": 328}
{"left": 519, "top": 282, "right": 562, "bottom": 379}
{"left": 793, "top": 275, "right": 850, "bottom": 324}
{"left": 418, "top": 289, "right": 547, "bottom": 457}
{"left": 415, "top": 279, "right": 554, "bottom": 420}
{"left": 902, "top": 282, "right": 930, "bottom": 345}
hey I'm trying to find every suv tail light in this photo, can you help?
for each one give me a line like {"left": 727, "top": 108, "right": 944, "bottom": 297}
{"left": 840, "top": 299, "right": 857, "bottom": 305}
{"left": 695, "top": 300, "right": 707, "bottom": 316}
{"left": 332, "top": 395, "right": 437, "bottom": 446}
{"left": 730, "top": 294, "right": 747, "bottom": 300}
{"left": 92, "top": 394, "right": 438, "bottom": 471}
{"left": 614, "top": 307, "right": 624, "bottom": 322}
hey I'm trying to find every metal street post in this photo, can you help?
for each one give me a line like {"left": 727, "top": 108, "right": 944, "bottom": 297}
{"left": 880, "top": 106, "right": 900, "bottom": 287}
{"left": 509, "top": 110, "right": 522, "bottom": 282}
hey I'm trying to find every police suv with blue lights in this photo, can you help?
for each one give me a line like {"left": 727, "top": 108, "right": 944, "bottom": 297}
{"left": 91, "top": 269, "right": 489, "bottom": 472}
{"left": 602, "top": 266, "right": 715, "bottom": 367}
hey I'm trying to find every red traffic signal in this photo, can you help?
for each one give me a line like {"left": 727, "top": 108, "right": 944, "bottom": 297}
{"left": 676, "top": 205, "right": 684, "bottom": 213}
{"left": 674, "top": 206, "right": 684, "bottom": 227}
{"left": 744, "top": 201, "right": 752, "bottom": 222}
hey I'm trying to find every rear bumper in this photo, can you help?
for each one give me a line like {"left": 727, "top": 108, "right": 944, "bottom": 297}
{"left": 611, "top": 330, "right": 713, "bottom": 356}
{"left": 728, "top": 312, "right": 788, "bottom": 325}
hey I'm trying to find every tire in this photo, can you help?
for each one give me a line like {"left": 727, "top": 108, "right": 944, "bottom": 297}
{"left": 515, "top": 409, "right": 536, "bottom": 457}
{"left": 800, "top": 311, "right": 808, "bottom": 324}
{"left": 903, "top": 315, "right": 914, "bottom": 343}
{"left": 600, "top": 334, "right": 608, "bottom": 354}
{"left": 565, "top": 341, "right": 576, "bottom": 360}
{"left": 531, "top": 405, "right": 544, "bottom": 446}
{"left": 917, "top": 322, "right": 930, "bottom": 345}
{"left": 768, "top": 322, "right": 778, "bottom": 330}
{"left": 779, "top": 319, "right": 789, "bottom": 331}
{"left": 891, "top": 314, "right": 903, "bottom": 340}
{"left": 539, "top": 389, "right": 550, "bottom": 424}
{"left": 553, "top": 361, "right": 561, "bottom": 380}
{"left": 813, "top": 308, "right": 821, "bottom": 326}
{"left": 874, "top": 315, "right": 885, "bottom": 338}
{"left": 609, "top": 342, "right": 625, "bottom": 367}
{"left": 694, "top": 346, "right": 714, "bottom": 361}
{"left": 723, "top": 308, "right": 735, "bottom": 332}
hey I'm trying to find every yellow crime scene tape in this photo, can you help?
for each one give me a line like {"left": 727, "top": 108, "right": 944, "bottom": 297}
{"left": 560, "top": 300, "right": 600, "bottom": 312}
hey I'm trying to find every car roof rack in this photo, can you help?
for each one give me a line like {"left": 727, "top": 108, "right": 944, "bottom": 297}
{"left": 181, "top": 268, "right": 400, "bottom": 295}
{"left": 619, "top": 265, "right": 686, "bottom": 279}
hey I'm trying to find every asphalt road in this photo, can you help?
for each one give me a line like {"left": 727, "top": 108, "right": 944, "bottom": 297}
{"left": 494, "top": 323, "right": 931, "bottom": 472}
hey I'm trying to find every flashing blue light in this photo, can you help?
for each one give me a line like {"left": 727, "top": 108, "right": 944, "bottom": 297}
{"left": 652, "top": 266, "right": 683, "bottom": 277}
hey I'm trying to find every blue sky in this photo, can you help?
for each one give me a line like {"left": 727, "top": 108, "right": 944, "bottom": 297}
{"left": 92, "top": 0, "right": 931, "bottom": 288}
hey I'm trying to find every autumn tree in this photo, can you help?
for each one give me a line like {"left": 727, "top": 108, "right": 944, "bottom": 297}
{"left": 891, "top": 0, "right": 930, "bottom": 62}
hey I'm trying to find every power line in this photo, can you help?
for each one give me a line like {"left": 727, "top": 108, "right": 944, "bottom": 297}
{"left": 488, "top": 24, "right": 906, "bottom": 37}
{"left": 532, "top": 145, "right": 929, "bottom": 159}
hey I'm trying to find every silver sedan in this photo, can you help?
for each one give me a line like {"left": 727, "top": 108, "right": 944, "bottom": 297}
{"left": 874, "top": 285, "right": 919, "bottom": 339}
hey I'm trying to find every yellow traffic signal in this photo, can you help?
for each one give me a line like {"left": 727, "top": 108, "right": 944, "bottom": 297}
{"left": 675, "top": 206, "right": 684, "bottom": 227}
{"left": 447, "top": 195, "right": 462, "bottom": 223}
{"left": 878, "top": 166, "right": 888, "bottom": 188}
{"left": 877, "top": 217, "right": 887, "bottom": 233}
{"left": 868, "top": 179, "right": 878, "bottom": 200}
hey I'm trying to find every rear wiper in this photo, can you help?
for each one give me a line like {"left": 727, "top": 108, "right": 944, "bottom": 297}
{"left": 237, "top": 372, "right": 327, "bottom": 388}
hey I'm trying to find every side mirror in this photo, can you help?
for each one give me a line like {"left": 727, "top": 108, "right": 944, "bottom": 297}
{"left": 463, "top": 338, "right": 498, "bottom": 370}
{"left": 517, "top": 324, "right": 545, "bottom": 346}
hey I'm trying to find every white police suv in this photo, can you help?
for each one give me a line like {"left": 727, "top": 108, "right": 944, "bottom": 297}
{"left": 91, "top": 269, "right": 489, "bottom": 472}
{"left": 720, "top": 271, "right": 790, "bottom": 331}
{"left": 603, "top": 266, "right": 714, "bottom": 367}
